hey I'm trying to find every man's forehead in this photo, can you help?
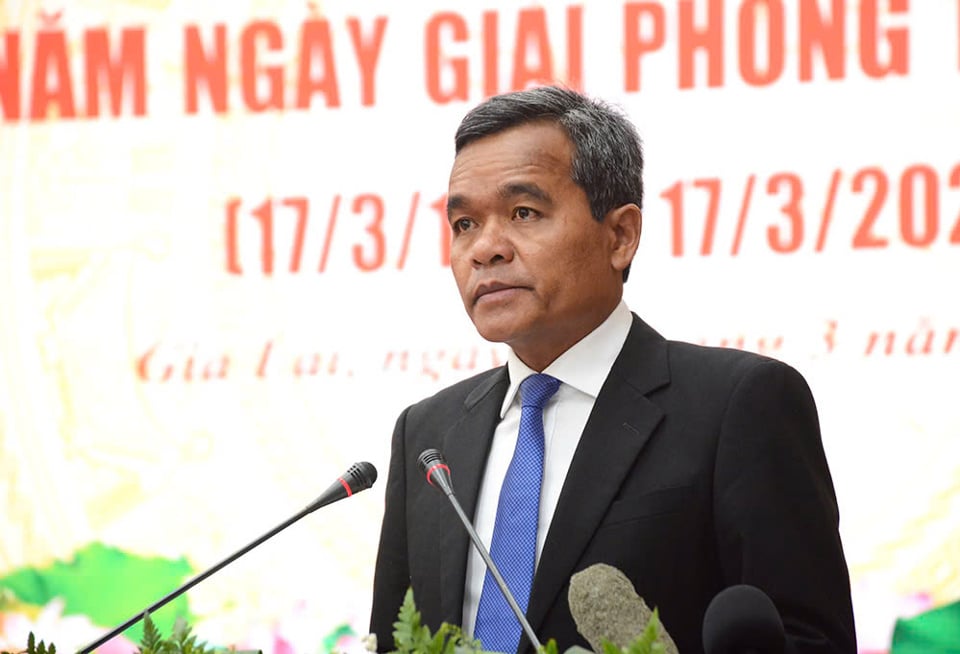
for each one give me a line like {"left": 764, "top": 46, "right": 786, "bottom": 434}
{"left": 450, "top": 131, "right": 572, "bottom": 192}
{"left": 452, "top": 122, "right": 572, "bottom": 169}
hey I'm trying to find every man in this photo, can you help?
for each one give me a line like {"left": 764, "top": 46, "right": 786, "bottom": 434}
{"left": 369, "top": 86, "right": 855, "bottom": 654}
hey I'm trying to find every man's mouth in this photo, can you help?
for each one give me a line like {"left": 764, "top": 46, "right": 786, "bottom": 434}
{"left": 474, "top": 282, "right": 524, "bottom": 304}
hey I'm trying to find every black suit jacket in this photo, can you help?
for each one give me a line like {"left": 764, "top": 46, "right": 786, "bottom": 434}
{"left": 370, "top": 315, "right": 856, "bottom": 654}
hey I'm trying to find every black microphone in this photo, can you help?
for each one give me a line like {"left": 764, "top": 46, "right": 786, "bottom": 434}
{"left": 77, "top": 461, "right": 378, "bottom": 654}
{"left": 417, "top": 448, "right": 543, "bottom": 652}
{"left": 306, "top": 460, "right": 379, "bottom": 511}
{"left": 702, "top": 585, "right": 785, "bottom": 654}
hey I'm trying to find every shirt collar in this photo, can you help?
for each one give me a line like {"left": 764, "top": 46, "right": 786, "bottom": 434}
{"left": 500, "top": 300, "right": 633, "bottom": 417}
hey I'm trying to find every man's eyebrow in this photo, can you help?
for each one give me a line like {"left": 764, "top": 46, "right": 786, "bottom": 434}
{"left": 446, "top": 182, "right": 554, "bottom": 218}
{"left": 446, "top": 194, "right": 467, "bottom": 218}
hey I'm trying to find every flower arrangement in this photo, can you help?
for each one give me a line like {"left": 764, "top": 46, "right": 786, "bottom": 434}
{"left": 384, "top": 588, "right": 667, "bottom": 654}
{"left": 2, "top": 563, "right": 670, "bottom": 654}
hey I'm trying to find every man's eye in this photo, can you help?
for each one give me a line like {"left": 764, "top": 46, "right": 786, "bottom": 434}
{"left": 514, "top": 207, "right": 538, "bottom": 220}
{"left": 452, "top": 218, "right": 474, "bottom": 233}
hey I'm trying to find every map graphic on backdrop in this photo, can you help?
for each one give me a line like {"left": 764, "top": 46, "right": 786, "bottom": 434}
{"left": 1, "top": 1, "right": 959, "bottom": 652}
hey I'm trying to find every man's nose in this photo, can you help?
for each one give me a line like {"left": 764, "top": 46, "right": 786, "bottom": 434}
{"left": 471, "top": 219, "right": 514, "bottom": 267}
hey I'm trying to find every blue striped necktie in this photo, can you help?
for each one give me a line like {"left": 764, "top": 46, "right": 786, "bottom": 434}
{"left": 473, "top": 373, "right": 561, "bottom": 653}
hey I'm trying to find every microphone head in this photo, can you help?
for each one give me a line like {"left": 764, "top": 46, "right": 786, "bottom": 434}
{"left": 417, "top": 448, "right": 454, "bottom": 496}
{"left": 344, "top": 461, "right": 378, "bottom": 493}
{"left": 702, "top": 585, "right": 785, "bottom": 654}
{"left": 417, "top": 448, "right": 444, "bottom": 474}
{"left": 304, "top": 461, "right": 378, "bottom": 513}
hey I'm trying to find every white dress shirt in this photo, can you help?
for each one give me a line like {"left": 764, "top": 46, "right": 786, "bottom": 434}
{"left": 461, "top": 300, "right": 634, "bottom": 636}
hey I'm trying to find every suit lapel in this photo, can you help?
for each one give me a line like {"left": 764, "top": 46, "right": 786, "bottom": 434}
{"left": 526, "top": 316, "right": 670, "bottom": 634}
{"left": 438, "top": 367, "right": 510, "bottom": 625}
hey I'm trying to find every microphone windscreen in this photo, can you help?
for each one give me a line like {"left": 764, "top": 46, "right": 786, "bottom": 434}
{"left": 417, "top": 448, "right": 456, "bottom": 496}
{"left": 346, "top": 461, "right": 378, "bottom": 492}
{"left": 702, "top": 585, "right": 785, "bottom": 654}
{"left": 568, "top": 563, "right": 678, "bottom": 654}
{"left": 417, "top": 448, "right": 443, "bottom": 475}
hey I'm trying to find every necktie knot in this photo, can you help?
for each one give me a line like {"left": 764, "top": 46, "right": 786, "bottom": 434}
{"left": 519, "top": 374, "right": 561, "bottom": 409}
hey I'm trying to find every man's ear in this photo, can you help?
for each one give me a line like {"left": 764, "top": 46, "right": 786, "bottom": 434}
{"left": 605, "top": 204, "right": 642, "bottom": 274}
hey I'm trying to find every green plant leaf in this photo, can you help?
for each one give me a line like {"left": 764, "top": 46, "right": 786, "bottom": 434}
{"left": 600, "top": 640, "right": 623, "bottom": 654}
{"left": 172, "top": 615, "right": 190, "bottom": 646}
{"left": 389, "top": 587, "right": 489, "bottom": 654}
{"left": 140, "top": 612, "right": 165, "bottom": 653}
{"left": 623, "top": 608, "right": 663, "bottom": 654}
{"left": 391, "top": 588, "right": 421, "bottom": 653}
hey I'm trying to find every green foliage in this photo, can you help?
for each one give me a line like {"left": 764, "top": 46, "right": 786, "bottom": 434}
{"left": 136, "top": 612, "right": 261, "bottom": 654}
{"left": 388, "top": 587, "right": 665, "bottom": 654}
{"left": 0, "top": 632, "right": 56, "bottom": 654}
{"left": 136, "top": 612, "right": 217, "bottom": 654}
{"left": 598, "top": 609, "right": 666, "bottom": 654}
{"left": 141, "top": 612, "right": 165, "bottom": 652}
{"left": 540, "top": 639, "right": 564, "bottom": 654}
{"left": 389, "top": 588, "right": 483, "bottom": 654}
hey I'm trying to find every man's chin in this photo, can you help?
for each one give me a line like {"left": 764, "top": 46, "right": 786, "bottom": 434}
{"left": 469, "top": 319, "right": 528, "bottom": 348}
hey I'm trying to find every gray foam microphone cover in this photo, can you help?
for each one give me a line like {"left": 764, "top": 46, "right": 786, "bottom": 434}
{"left": 568, "top": 563, "right": 678, "bottom": 654}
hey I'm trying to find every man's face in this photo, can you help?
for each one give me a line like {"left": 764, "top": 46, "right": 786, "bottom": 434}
{"left": 447, "top": 121, "right": 629, "bottom": 371}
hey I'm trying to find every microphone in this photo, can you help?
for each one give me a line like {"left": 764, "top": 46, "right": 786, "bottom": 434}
{"left": 702, "top": 585, "right": 785, "bottom": 654}
{"left": 77, "top": 461, "right": 378, "bottom": 654}
{"left": 417, "top": 448, "right": 543, "bottom": 652}
{"left": 568, "top": 563, "right": 678, "bottom": 654}
{"left": 306, "top": 460, "right": 378, "bottom": 511}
